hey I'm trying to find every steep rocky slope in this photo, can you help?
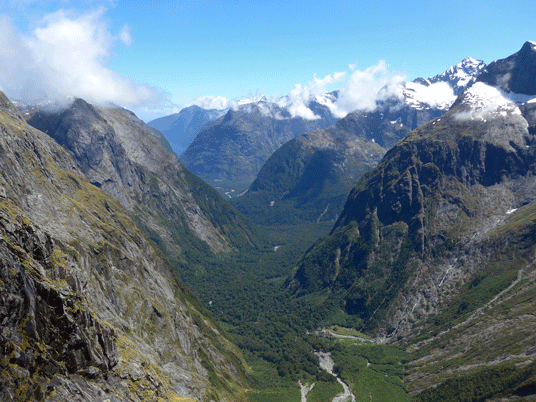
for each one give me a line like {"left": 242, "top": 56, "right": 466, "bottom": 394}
{"left": 286, "top": 42, "right": 536, "bottom": 397}
{"left": 25, "top": 99, "right": 264, "bottom": 274}
{"left": 180, "top": 99, "right": 339, "bottom": 196}
{"left": 0, "top": 91, "right": 250, "bottom": 401}
{"left": 233, "top": 58, "right": 485, "bottom": 226}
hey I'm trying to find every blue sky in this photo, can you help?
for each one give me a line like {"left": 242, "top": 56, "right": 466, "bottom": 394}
{"left": 1, "top": 0, "right": 535, "bottom": 121}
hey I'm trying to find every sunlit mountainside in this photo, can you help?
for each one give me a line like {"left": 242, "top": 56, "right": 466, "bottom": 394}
{"left": 2, "top": 34, "right": 536, "bottom": 402}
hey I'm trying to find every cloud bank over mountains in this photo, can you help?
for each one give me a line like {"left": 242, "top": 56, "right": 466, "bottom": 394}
{"left": 0, "top": 5, "right": 459, "bottom": 121}
{"left": 185, "top": 62, "right": 408, "bottom": 120}
{"left": 0, "top": 9, "right": 159, "bottom": 107}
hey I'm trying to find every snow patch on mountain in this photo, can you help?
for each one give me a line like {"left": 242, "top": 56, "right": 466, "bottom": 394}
{"left": 315, "top": 91, "right": 338, "bottom": 106}
{"left": 454, "top": 82, "right": 524, "bottom": 121}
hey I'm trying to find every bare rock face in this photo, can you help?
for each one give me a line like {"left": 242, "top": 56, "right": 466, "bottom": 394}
{"left": 0, "top": 92, "right": 249, "bottom": 401}
{"left": 477, "top": 41, "right": 536, "bottom": 95}
{"left": 0, "top": 212, "right": 120, "bottom": 401}
{"left": 25, "top": 98, "right": 263, "bottom": 271}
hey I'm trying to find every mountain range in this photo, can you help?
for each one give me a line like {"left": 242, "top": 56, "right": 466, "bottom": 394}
{"left": 232, "top": 57, "right": 487, "bottom": 226}
{"left": 3, "top": 36, "right": 536, "bottom": 402}
{"left": 147, "top": 105, "right": 226, "bottom": 156}
{"left": 179, "top": 96, "right": 340, "bottom": 196}
{"left": 287, "top": 41, "right": 536, "bottom": 398}
{"left": 24, "top": 99, "right": 264, "bottom": 266}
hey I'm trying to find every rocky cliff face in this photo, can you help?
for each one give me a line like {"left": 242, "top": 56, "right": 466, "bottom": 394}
{"left": 477, "top": 40, "right": 536, "bottom": 95}
{"left": 25, "top": 99, "right": 263, "bottom": 270}
{"left": 286, "top": 42, "right": 536, "bottom": 395}
{"left": 0, "top": 91, "right": 249, "bottom": 401}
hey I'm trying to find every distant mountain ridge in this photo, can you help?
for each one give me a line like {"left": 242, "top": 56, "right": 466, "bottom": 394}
{"left": 147, "top": 105, "right": 226, "bottom": 156}
{"left": 180, "top": 97, "right": 339, "bottom": 196}
{"left": 233, "top": 57, "right": 486, "bottom": 226}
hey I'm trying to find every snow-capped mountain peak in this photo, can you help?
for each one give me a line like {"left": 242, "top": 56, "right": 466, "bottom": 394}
{"left": 458, "top": 57, "right": 486, "bottom": 74}
{"left": 393, "top": 57, "right": 487, "bottom": 111}
{"left": 237, "top": 93, "right": 271, "bottom": 106}
{"left": 313, "top": 91, "right": 339, "bottom": 107}
{"left": 427, "top": 57, "right": 487, "bottom": 95}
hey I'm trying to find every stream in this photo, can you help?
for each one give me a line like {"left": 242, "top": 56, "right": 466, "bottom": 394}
{"left": 299, "top": 351, "right": 356, "bottom": 402}
{"left": 299, "top": 381, "right": 315, "bottom": 402}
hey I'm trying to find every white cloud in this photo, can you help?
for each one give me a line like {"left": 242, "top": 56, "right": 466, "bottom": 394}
{"left": 329, "top": 61, "right": 406, "bottom": 118}
{"left": 403, "top": 81, "right": 456, "bottom": 109}
{"left": 277, "top": 72, "right": 347, "bottom": 119}
{"left": 181, "top": 64, "right": 405, "bottom": 121}
{"left": 119, "top": 24, "right": 132, "bottom": 46}
{"left": 185, "top": 95, "right": 238, "bottom": 110}
{"left": 262, "top": 63, "right": 405, "bottom": 120}
{"left": 0, "top": 10, "right": 159, "bottom": 107}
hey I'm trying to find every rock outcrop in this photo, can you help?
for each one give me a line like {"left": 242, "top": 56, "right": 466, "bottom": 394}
{"left": 0, "top": 90, "right": 249, "bottom": 401}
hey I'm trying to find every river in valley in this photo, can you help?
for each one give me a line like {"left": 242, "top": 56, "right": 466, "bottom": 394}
{"left": 299, "top": 351, "right": 356, "bottom": 402}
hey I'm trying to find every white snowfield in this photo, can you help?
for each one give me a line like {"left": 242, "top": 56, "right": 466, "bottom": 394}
{"left": 455, "top": 82, "right": 536, "bottom": 121}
